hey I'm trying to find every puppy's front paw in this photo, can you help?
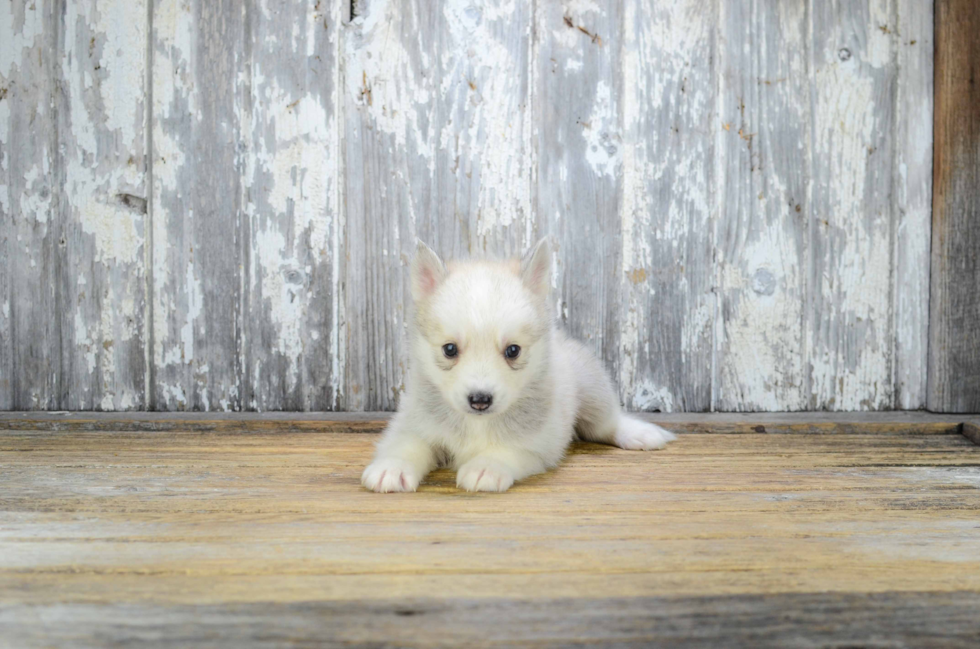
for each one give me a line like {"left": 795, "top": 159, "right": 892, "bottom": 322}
{"left": 361, "top": 458, "right": 421, "bottom": 493}
{"left": 456, "top": 458, "right": 516, "bottom": 492}
{"left": 615, "top": 417, "right": 677, "bottom": 451}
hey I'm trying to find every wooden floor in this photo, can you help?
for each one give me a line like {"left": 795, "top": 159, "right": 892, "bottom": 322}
{"left": 2, "top": 413, "right": 980, "bottom": 647}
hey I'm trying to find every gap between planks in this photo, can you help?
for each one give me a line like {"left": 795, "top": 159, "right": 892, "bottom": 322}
{"left": 0, "top": 412, "right": 976, "bottom": 442}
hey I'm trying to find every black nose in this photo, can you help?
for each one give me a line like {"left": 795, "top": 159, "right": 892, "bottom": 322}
{"left": 468, "top": 392, "right": 493, "bottom": 411}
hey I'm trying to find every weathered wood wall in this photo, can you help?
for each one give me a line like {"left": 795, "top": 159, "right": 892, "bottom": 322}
{"left": 0, "top": 0, "right": 935, "bottom": 412}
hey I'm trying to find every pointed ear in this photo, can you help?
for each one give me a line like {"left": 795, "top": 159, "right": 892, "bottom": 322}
{"left": 410, "top": 240, "right": 447, "bottom": 301}
{"left": 520, "top": 237, "right": 552, "bottom": 297}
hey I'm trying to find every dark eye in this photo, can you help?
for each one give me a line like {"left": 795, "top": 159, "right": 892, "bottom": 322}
{"left": 504, "top": 344, "right": 521, "bottom": 360}
{"left": 442, "top": 343, "right": 458, "bottom": 358}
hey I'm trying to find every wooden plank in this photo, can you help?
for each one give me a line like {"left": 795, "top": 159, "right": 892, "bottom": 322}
{"left": 892, "top": 0, "right": 933, "bottom": 409}
{"left": 1, "top": 0, "right": 148, "bottom": 410}
{"left": 616, "top": 0, "right": 717, "bottom": 412}
{"left": 61, "top": 0, "right": 149, "bottom": 410}
{"left": 808, "top": 0, "right": 902, "bottom": 410}
{"left": 0, "top": 411, "right": 968, "bottom": 434}
{"left": 714, "top": 0, "right": 808, "bottom": 411}
{"left": 342, "top": 0, "right": 533, "bottom": 410}
{"left": 928, "top": 0, "right": 980, "bottom": 412}
{"left": 242, "top": 0, "right": 343, "bottom": 410}
{"left": 150, "top": 0, "right": 246, "bottom": 410}
{"left": 1, "top": 0, "right": 64, "bottom": 409}
{"left": 1, "top": 428, "right": 979, "bottom": 637}
{"left": 533, "top": 1, "right": 626, "bottom": 401}
{"left": 4, "top": 592, "right": 980, "bottom": 648}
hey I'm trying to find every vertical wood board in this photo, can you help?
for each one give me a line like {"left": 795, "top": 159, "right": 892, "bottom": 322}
{"left": 343, "top": 0, "right": 533, "bottom": 410}
{"left": 928, "top": 0, "right": 980, "bottom": 412}
{"left": 243, "top": 0, "right": 343, "bottom": 411}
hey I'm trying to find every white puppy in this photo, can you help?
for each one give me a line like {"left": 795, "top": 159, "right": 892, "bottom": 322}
{"left": 361, "top": 239, "right": 676, "bottom": 493}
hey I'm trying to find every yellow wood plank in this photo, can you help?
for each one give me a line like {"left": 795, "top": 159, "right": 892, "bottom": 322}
{"left": 1, "top": 428, "right": 979, "bottom": 609}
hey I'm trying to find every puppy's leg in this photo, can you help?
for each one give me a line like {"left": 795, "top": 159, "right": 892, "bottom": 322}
{"left": 456, "top": 447, "right": 548, "bottom": 493}
{"left": 572, "top": 350, "right": 676, "bottom": 451}
{"left": 361, "top": 419, "right": 437, "bottom": 493}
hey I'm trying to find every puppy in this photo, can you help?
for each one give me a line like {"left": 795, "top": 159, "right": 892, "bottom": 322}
{"left": 361, "top": 239, "right": 676, "bottom": 493}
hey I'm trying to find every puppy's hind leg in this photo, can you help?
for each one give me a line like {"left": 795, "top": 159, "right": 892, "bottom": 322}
{"left": 613, "top": 413, "right": 677, "bottom": 450}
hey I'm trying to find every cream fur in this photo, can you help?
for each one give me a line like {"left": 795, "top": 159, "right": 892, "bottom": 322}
{"left": 361, "top": 239, "right": 676, "bottom": 493}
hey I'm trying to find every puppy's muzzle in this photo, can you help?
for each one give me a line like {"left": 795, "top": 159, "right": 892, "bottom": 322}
{"left": 468, "top": 392, "right": 493, "bottom": 412}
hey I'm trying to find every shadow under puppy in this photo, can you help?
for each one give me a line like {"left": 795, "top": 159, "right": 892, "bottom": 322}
{"left": 362, "top": 239, "right": 676, "bottom": 493}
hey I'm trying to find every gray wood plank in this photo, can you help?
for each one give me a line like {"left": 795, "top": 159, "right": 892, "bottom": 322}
{"left": 343, "top": 0, "right": 533, "bottom": 410}
{"left": 534, "top": 1, "right": 625, "bottom": 404}
{"left": 715, "top": 0, "right": 809, "bottom": 411}
{"left": 242, "top": 1, "right": 343, "bottom": 411}
{"left": 60, "top": 0, "right": 149, "bottom": 410}
{"left": 4, "top": 592, "right": 980, "bottom": 648}
{"left": 928, "top": 0, "right": 980, "bottom": 412}
{"left": 616, "top": 0, "right": 716, "bottom": 412}
{"left": 892, "top": 0, "right": 933, "bottom": 409}
{"left": 1, "top": 1, "right": 65, "bottom": 409}
{"left": 150, "top": 0, "right": 246, "bottom": 410}
{"left": 808, "top": 0, "right": 901, "bottom": 410}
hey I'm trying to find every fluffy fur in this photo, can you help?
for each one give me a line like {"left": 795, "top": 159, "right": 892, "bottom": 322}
{"left": 361, "top": 239, "right": 677, "bottom": 493}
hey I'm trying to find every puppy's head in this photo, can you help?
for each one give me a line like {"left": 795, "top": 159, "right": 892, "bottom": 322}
{"left": 410, "top": 238, "right": 553, "bottom": 417}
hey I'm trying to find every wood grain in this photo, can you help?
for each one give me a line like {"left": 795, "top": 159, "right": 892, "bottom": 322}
{"left": 342, "top": 0, "right": 533, "bottom": 410}
{"left": 893, "top": 0, "right": 934, "bottom": 409}
{"left": 1, "top": 0, "right": 149, "bottom": 410}
{"left": 617, "top": 0, "right": 715, "bottom": 413}
{"left": 242, "top": 0, "right": 343, "bottom": 411}
{"left": 715, "top": 0, "right": 807, "bottom": 411}
{"left": 534, "top": 0, "right": 626, "bottom": 397}
{"left": 1, "top": 423, "right": 979, "bottom": 645}
{"left": 61, "top": 0, "right": 150, "bottom": 411}
{"left": 1, "top": 0, "right": 63, "bottom": 409}
{"left": 928, "top": 0, "right": 980, "bottom": 412}
{"left": 809, "top": 0, "right": 900, "bottom": 410}
{"left": 150, "top": 0, "right": 247, "bottom": 410}
{"left": 4, "top": 592, "right": 980, "bottom": 648}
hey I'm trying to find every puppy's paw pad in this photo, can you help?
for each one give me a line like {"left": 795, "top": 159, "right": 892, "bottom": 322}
{"left": 361, "top": 459, "right": 421, "bottom": 493}
{"left": 456, "top": 459, "right": 515, "bottom": 492}
{"left": 615, "top": 419, "right": 677, "bottom": 451}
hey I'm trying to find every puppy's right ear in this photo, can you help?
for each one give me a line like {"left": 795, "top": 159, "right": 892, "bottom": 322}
{"left": 410, "top": 240, "right": 447, "bottom": 301}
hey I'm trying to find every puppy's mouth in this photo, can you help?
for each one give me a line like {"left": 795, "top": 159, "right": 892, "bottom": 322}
{"left": 466, "top": 405, "right": 494, "bottom": 415}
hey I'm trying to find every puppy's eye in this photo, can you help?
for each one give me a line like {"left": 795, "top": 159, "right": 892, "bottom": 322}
{"left": 442, "top": 343, "right": 458, "bottom": 358}
{"left": 504, "top": 344, "right": 521, "bottom": 360}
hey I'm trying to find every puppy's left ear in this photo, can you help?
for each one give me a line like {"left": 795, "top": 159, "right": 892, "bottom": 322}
{"left": 520, "top": 237, "right": 552, "bottom": 298}
{"left": 411, "top": 240, "right": 448, "bottom": 301}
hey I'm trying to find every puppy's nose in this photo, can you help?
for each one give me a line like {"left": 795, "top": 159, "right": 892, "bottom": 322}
{"left": 468, "top": 392, "right": 493, "bottom": 411}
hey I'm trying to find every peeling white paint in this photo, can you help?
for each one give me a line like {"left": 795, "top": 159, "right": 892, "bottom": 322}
{"left": 583, "top": 80, "right": 621, "bottom": 178}
{"left": 442, "top": 0, "right": 531, "bottom": 237}
{"left": 0, "top": 0, "right": 45, "bottom": 76}
{"left": 811, "top": 60, "right": 891, "bottom": 409}
{"left": 631, "top": 379, "right": 675, "bottom": 413}
{"left": 94, "top": 0, "right": 147, "bottom": 146}
{"left": 252, "top": 79, "right": 333, "bottom": 264}
{"left": 345, "top": 0, "right": 433, "bottom": 159}
{"left": 18, "top": 163, "right": 53, "bottom": 226}
{"left": 3, "top": 0, "right": 935, "bottom": 412}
